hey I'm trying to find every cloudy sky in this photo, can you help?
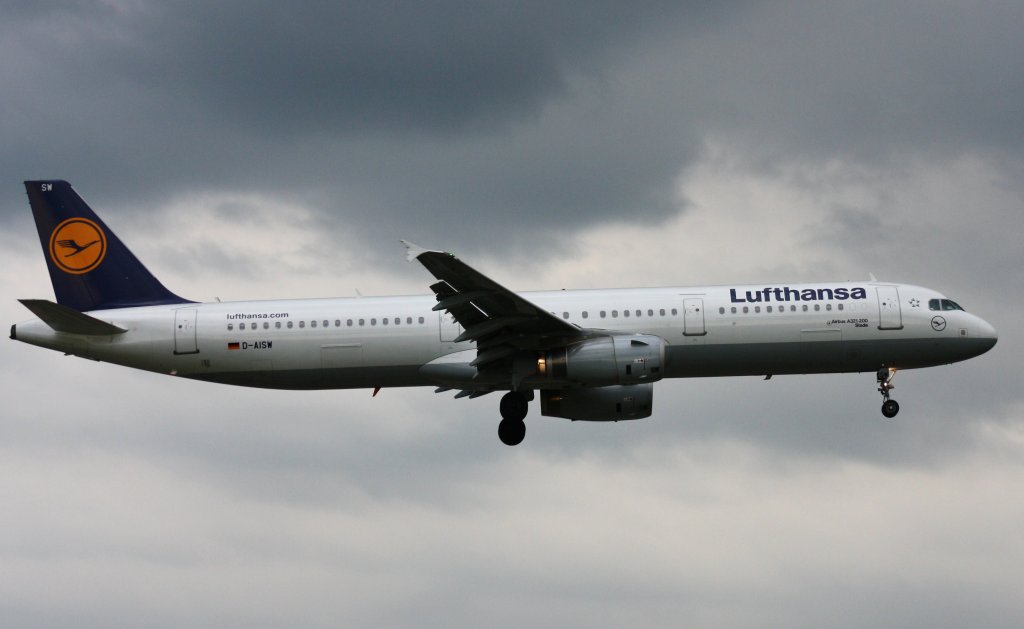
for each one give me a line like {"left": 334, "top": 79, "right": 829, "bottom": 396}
{"left": 2, "top": 1, "right": 1023, "bottom": 626}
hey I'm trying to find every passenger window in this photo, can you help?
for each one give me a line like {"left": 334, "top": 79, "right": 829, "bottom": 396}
{"left": 287, "top": 321, "right": 294, "bottom": 329}
{"left": 275, "top": 321, "right": 281, "bottom": 329}
{"left": 600, "top": 311, "right": 607, "bottom": 318}
{"left": 371, "top": 318, "right": 377, "bottom": 326}
{"left": 826, "top": 304, "right": 832, "bottom": 311}
{"left": 300, "top": 321, "right": 306, "bottom": 328}
{"left": 671, "top": 308, "right": 678, "bottom": 315}
{"left": 263, "top": 322, "right": 269, "bottom": 329}
{"left": 754, "top": 306, "right": 760, "bottom": 313}
{"left": 227, "top": 323, "right": 233, "bottom": 331}
{"left": 383, "top": 318, "right": 388, "bottom": 325}
{"left": 814, "top": 304, "right": 820, "bottom": 311}
{"left": 648, "top": 309, "right": 654, "bottom": 317}
{"left": 660, "top": 309, "right": 666, "bottom": 316}
{"left": 837, "top": 304, "right": 844, "bottom": 311}
{"left": 311, "top": 320, "right": 317, "bottom": 328}
{"left": 802, "top": 305, "right": 808, "bottom": 312}
{"left": 359, "top": 319, "right": 365, "bottom": 326}
{"left": 719, "top": 307, "right": 725, "bottom": 315}
{"left": 636, "top": 310, "right": 641, "bottom": 317}
{"left": 623, "top": 310, "right": 630, "bottom": 317}
{"left": 563, "top": 312, "right": 569, "bottom": 319}
{"left": 791, "top": 305, "right": 797, "bottom": 312}
{"left": 743, "top": 306, "right": 749, "bottom": 314}
{"left": 394, "top": 317, "right": 400, "bottom": 326}
{"left": 612, "top": 310, "right": 618, "bottom": 318}
{"left": 731, "top": 307, "right": 737, "bottom": 314}
{"left": 582, "top": 311, "right": 589, "bottom": 319}
{"left": 767, "top": 306, "right": 772, "bottom": 313}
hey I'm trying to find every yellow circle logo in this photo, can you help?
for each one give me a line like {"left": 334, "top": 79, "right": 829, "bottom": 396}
{"left": 49, "top": 218, "right": 107, "bottom": 274}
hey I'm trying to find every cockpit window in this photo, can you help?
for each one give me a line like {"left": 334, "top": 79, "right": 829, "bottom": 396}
{"left": 929, "top": 298, "right": 964, "bottom": 311}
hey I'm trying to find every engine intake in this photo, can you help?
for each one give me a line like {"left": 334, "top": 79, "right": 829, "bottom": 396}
{"left": 539, "top": 334, "right": 665, "bottom": 387}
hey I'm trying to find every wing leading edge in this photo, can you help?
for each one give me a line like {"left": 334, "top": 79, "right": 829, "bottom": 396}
{"left": 401, "top": 241, "right": 582, "bottom": 372}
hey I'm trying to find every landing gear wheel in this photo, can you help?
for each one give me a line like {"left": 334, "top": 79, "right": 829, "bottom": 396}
{"left": 876, "top": 367, "right": 899, "bottom": 419}
{"left": 881, "top": 399, "right": 900, "bottom": 418}
{"left": 500, "top": 391, "right": 529, "bottom": 422}
{"left": 498, "top": 418, "right": 526, "bottom": 446}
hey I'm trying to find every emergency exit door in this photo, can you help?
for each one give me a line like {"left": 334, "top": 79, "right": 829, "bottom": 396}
{"left": 174, "top": 308, "right": 199, "bottom": 354}
{"left": 683, "top": 298, "right": 707, "bottom": 336}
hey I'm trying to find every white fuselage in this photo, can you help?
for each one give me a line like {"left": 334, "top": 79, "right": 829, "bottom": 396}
{"left": 12, "top": 281, "right": 997, "bottom": 390}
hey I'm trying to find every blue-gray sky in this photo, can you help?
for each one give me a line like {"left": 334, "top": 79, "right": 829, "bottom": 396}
{"left": 2, "top": 1, "right": 1023, "bottom": 627}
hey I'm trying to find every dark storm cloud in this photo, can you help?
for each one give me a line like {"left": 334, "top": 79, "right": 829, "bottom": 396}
{"left": 674, "top": 1, "right": 1024, "bottom": 161}
{"left": 1, "top": 0, "right": 730, "bottom": 256}
{"left": 4, "top": 0, "right": 1023, "bottom": 259}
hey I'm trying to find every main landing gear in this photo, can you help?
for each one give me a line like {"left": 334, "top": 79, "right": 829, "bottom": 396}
{"left": 877, "top": 367, "right": 900, "bottom": 418}
{"left": 498, "top": 391, "right": 530, "bottom": 446}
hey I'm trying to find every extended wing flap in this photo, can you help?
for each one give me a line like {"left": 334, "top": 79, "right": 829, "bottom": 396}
{"left": 18, "top": 299, "right": 127, "bottom": 335}
{"left": 403, "top": 242, "right": 578, "bottom": 345}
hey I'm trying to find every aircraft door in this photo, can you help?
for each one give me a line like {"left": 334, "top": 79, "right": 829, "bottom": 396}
{"left": 439, "top": 312, "right": 462, "bottom": 343}
{"left": 174, "top": 308, "right": 199, "bottom": 354}
{"left": 876, "top": 286, "right": 903, "bottom": 330}
{"left": 683, "top": 298, "right": 707, "bottom": 336}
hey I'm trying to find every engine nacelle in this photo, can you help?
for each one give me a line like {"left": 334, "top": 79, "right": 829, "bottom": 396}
{"left": 539, "top": 334, "right": 665, "bottom": 387}
{"left": 540, "top": 383, "right": 654, "bottom": 421}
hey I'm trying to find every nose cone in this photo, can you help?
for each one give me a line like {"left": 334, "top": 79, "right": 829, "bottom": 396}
{"left": 977, "top": 318, "right": 998, "bottom": 353}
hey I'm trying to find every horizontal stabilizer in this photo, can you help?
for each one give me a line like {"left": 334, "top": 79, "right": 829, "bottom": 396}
{"left": 18, "top": 299, "right": 127, "bottom": 335}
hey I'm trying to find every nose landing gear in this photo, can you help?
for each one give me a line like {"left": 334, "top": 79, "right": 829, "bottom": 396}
{"left": 497, "top": 391, "right": 529, "bottom": 446}
{"left": 877, "top": 367, "right": 899, "bottom": 418}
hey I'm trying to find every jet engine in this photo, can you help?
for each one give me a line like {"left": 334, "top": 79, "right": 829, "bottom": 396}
{"left": 537, "top": 334, "right": 665, "bottom": 387}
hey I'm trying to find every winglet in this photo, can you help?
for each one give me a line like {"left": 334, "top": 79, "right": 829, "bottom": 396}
{"left": 400, "top": 240, "right": 432, "bottom": 262}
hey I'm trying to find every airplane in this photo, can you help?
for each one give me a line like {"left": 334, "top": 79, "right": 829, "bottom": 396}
{"left": 11, "top": 180, "right": 998, "bottom": 445}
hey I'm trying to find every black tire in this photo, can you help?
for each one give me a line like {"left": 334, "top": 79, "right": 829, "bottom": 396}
{"left": 881, "top": 399, "right": 900, "bottom": 418}
{"left": 498, "top": 418, "right": 526, "bottom": 446}
{"left": 499, "top": 391, "right": 529, "bottom": 421}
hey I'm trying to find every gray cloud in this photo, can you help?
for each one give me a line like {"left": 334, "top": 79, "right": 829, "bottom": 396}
{"left": 5, "top": 1, "right": 1023, "bottom": 256}
{"left": 3, "top": 1, "right": 1024, "bottom": 626}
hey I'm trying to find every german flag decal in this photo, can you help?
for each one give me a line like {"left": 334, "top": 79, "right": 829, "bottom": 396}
{"left": 228, "top": 342, "right": 240, "bottom": 350}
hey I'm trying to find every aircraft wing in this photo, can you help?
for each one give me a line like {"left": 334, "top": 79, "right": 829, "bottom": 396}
{"left": 402, "top": 241, "right": 582, "bottom": 369}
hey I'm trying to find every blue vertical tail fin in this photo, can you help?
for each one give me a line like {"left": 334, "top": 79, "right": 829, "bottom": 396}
{"left": 24, "top": 180, "right": 191, "bottom": 311}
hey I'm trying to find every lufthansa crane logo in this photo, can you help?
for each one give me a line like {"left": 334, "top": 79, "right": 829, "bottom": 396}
{"left": 931, "top": 316, "right": 947, "bottom": 331}
{"left": 49, "top": 218, "right": 107, "bottom": 274}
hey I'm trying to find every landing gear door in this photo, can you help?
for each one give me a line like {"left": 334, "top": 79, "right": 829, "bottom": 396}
{"left": 876, "top": 286, "right": 903, "bottom": 330}
{"left": 683, "top": 298, "right": 707, "bottom": 336}
{"left": 174, "top": 307, "right": 199, "bottom": 354}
